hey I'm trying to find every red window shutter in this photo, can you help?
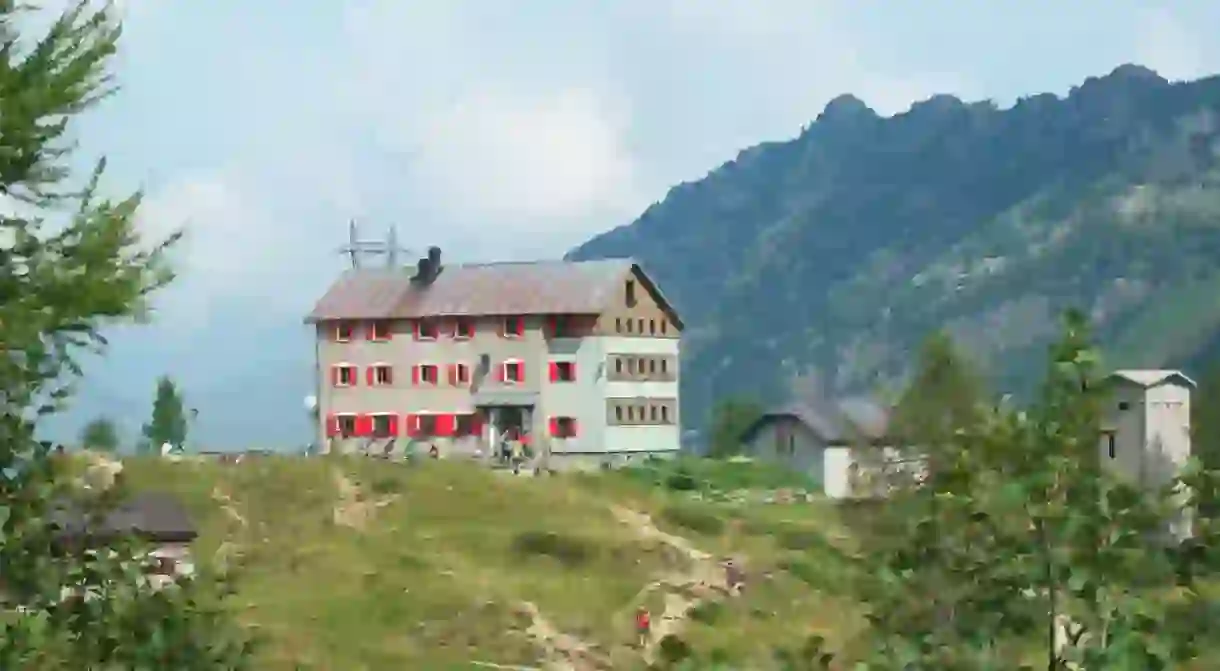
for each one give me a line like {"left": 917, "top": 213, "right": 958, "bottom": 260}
{"left": 517, "top": 362, "right": 525, "bottom": 383}
{"left": 411, "top": 365, "right": 420, "bottom": 385}
{"left": 570, "top": 419, "right": 579, "bottom": 437}
{"left": 330, "top": 366, "right": 339, "bottom": 387}
{"left": 366, "top": 367, "right": 374, "bottom": 386}
{"left": 548, "top": 417, "right": 559, "bottom": 437}
{"left": 325, "top": 414, "right": 338, "bottom": 437}
{"left": 515, "top": 317, "right": 525, "bottom": 336}
{"left": 467, "top": 320, "right": 477, "bottom": 337}
{"left": 548, "top": 362, "right": 557, "bottom": 382}
{"left": 386, "top": 414, "right": 400, "bottom": 436}
{"left": 547, "top": 316, "right": 557, "bottom": 336}
{"left": 471, "top": 412, "right": 483, "bottom": 435}
{"left": 570, "top": 362, "right": 578, "bottom": 380}
{"left": 413, "top": 320, "right": 421, "bottom": 340}
{"left": 496, "top": 364, "right": 505, "bottom": 383}
{"left": 355, "top": 414, "right": 372, "bottom": 437}
{"left": 435, "top": 414, "right": 454, "bottom": 437}
{"left": 404, "top": 414, "right": 418, "bottom": 437}
{"left": 447, "top": 364, "right": 457, "bottom": 386}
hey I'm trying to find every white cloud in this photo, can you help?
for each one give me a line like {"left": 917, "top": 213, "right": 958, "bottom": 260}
{"left": 405, "top": 87, "right": 639, "bottom": 224}
{"left": 1134, "top": 8, "right": 1208, "bottom": 82}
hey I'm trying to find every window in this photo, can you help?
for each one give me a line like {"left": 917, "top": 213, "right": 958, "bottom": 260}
{"left": 615, "top": 317, "right": 623, "bottom": 333}
{"left": 625, "top": 319, "right": 633, "bottom": 333}
{"left": 550, "top": 416, "right": 578, "bottom": 438}
{"left": 415, "top": 319, "right": 440, "bottom": 340}
{"left": 371, "top": 414, "right": 397, "bottom": 438}
{"left": 1105, "top": 431, "right": 1116, "bottom": 459}
{"left": 149, "top": 555, "right": 176, "bottom": 576}
{"left": 615, "top": 406, "right": 624, "bottom": 422}
{"left": 414, "top": 364, "right": 439, "bottom": 385}
{"left": 333, "top": 365, "right": 357, "bottom": 387}
{"left": 456, "top": 413, "right": 479, "bottom": 437}
{"left": 334, "top": 321, "right": 354, "bottom": 342}
{"left": 637, "top": 318, "right": 644, "bottom": 333}
{"left": 627, "top": 406, "right": 636, "bottom": 422}
{"left": 649, "top": 319, "right": 656, "bottom": 335}
{"left": 502, "top": 360, "right": 524, "bottom": 384}
{"left": 502, "top": 316, "right": 525, "bottom": 338}
{"left": 550, "top": 315, "right": 578, "bottom": 337}
{"left": 371, "top": 364, "right": 393, "bottom": 386}
{"left": 417, "top": 414, "right": 438, "bottom": 436}
{"left": 625, "top": 279, "right": 637, "bottom": 307}
{"left": 369, "top": 321, "right": 392, "bottom": 341}
{"left": 660, "top": 358, "right": 669, "bottom": 375}
{"left": 648, "top": 358, "right": 657, "bottom": 375}
{"left": 337, "top": 414, "right": 357, "bottom": 437}
{"left": 650, "top": 405, "right": 658, "bottom": 422}
{"left": 660, "top": 320, "right": 668, "bottom": 335}
{"left": 660, "top": 405, "right": 670, "bottom": 423}
{"left": 615, "top": 358, "right": 624, "bottom": 374}
{"left": 454, "top": 319, "right": 474, "bottom": 339}
{"left": 1117, "top": 401, "right": 1130, "bottom": 411}
{"left": 450, "top": 363, "right": 471, "bottom": 385}
{"left": 551, "top": 361, "right": 576, "bottom": 382}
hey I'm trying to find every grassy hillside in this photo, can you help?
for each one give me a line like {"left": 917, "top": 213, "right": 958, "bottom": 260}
{"left": 118, "top": 456, "right": 853, "bottom": 670}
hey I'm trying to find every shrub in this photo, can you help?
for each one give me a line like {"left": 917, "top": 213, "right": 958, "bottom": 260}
{"left": 777, "top": 528, "right": 824, "bottom": 551}
{"left": 510, "top": 530, "right": 595, "bottom": 567}
{"left": 658, "top": 634, "right": 693, "bottom": 665}
{"left": 664, "top": 469, "right": 699, "bottom": 492}
{"left": 688, "top": 600, "right": 724, "bottom": 625}
{"left": 660, "top": 505, "right": 725, "bottom": 535}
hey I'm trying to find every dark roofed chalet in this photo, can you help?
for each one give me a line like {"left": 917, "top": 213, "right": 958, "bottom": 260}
{"left": 741, "top": 396, "right": 894, "bottom": 446}
{"left": 305, "top": 258, "right": 684, "bottom": 327}
{"left": 52, "top": 491, "right": 197, "bottom": 545}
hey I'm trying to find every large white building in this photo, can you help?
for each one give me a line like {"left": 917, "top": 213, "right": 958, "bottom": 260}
{"left": 305, "top": 250, "right": 683, "bottom": 468}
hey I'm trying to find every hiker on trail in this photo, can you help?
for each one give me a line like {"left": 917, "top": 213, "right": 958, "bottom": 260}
{"left": 724, "top": 558, "right": 745, "bottom": 595}
{"left": 635, "top": 606, "right": 651, "bottom": 648}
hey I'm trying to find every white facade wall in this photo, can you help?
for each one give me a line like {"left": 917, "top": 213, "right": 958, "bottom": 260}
{"left": 584, "top": 336, "right": 681, "bottom": 456}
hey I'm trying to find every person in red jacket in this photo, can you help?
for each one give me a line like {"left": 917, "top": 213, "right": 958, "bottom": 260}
{"left": 635, "top": 606, "right": 651, "bottom": 648}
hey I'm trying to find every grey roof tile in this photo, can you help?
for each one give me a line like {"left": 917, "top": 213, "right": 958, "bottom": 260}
{"left": 306, "top": 258, "right": 681, "bottom": 324}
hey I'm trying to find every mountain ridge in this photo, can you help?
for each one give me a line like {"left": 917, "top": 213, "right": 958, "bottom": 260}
{"left": 569, "top": 64, "right": 1220, "bottom": 429}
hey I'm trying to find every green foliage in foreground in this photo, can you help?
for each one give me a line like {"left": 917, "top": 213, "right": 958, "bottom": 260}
{"left": 765, "top": 312, "right": 1220, "bottom": 669}
{"left": 0, "top": 2, "right": 253, "bottom": 668}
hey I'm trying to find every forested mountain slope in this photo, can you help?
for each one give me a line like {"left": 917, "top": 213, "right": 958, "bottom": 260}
{"left": 569, "top": 65, "right": 1220, "bottom": 427}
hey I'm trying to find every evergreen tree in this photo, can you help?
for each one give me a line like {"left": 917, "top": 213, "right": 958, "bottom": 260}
{"left": 141, "top": 375, "right": 187, "bottom": 451}
{"left": 0, "top": 2, "right": 253, "bottom": 667}
{"left": 79, "top": 415, "right": 119, "bottom": 452}
{"left": 786, "top": 313, "right": 1220, "bottom": 669}
{"left": 707, "top": 397, "right": 764, "bottom": 458}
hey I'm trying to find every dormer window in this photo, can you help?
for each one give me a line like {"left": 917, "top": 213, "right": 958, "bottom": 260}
{"left": 334, "top": 321, "right": 353, "bottom": 342}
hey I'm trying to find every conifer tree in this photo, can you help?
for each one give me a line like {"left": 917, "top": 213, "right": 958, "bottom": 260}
{"left": 0, "top": 2, "right": 253, "bottom": 667}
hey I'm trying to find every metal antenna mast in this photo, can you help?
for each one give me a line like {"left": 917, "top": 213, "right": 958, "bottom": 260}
{"left": 338, "top": 219, "right": 413, "bottom": 270}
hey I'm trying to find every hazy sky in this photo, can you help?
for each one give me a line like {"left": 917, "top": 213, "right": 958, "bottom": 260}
{"left": 29, "top": 0, "right": 1220, "bottom": 443}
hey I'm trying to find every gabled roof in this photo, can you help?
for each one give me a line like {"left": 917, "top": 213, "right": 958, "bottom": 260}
{"left": 306, "top": 258, "right": 683, "bottom": 328}
{"left": 1108, "top": 369, "right": 1196, "bottom": 389}
{"left": 52, "top": 491, "right": 197, "bottom": 544}
{"left": 741, "top": 396, "right": 893, "bottom": 445}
